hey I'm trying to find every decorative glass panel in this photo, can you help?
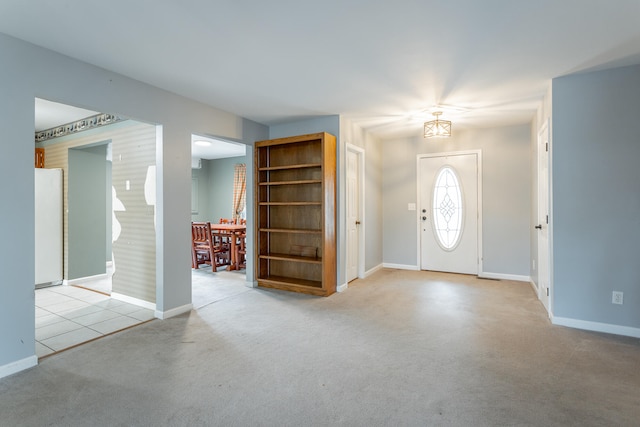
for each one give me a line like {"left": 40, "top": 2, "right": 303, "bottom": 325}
{"left": 432, "top": 166, "right": 463, "bottom": 250}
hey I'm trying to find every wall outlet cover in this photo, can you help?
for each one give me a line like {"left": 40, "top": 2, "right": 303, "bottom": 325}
{"left": 612, "top": 291, "right": 623, "bottom": 305}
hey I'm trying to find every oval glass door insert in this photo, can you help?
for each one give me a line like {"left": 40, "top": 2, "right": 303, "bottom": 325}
{"left": 432, "top": 166, "right": 463, "bottom": 250}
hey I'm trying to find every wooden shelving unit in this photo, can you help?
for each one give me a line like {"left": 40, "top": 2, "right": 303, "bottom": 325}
{"left": 254, "top": 132, "right": 336, "bottom": 296}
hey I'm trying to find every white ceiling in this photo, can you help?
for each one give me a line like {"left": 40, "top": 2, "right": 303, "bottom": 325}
{"left": 6, "top": 1, "right": 640, "bottom": 138}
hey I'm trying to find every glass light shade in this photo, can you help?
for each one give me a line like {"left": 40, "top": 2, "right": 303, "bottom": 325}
{"left": 423, "top": 113, "right": 452, "bottom": 138}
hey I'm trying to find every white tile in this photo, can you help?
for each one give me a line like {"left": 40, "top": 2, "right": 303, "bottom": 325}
{"left": 93, "top": 299, "right": 126, "bottom": 309}
{"left": 35, "top": 342, "right": 55, "bottom": 358}
{"left": 36, "top": 313, "right": 67, "bottom": 328}
{"left": 74, "top": 292, "right": 110, "bottom": 304}
{"left": 47, "top": 285, "right": 86, "bottom": 296}
{"left": 36, "top": 320, "right": 84, "bottom": 341}
{"left": 35, "top": 307, "right": 52, "bottom": 318}
{"left": 127, "top": 308, "right": 155, "bottom": 322}
{"left": 88, "top": 316, "right": 142, "bottom": 335}
{"left": 35, "top": 292, "right": 73, "bottom": 308}
{"left": 57, "top": 304, "right": 104, "bottom": 320}
{"left": 40, "top": 327, "right": 102, "bottom": 352}
{"left": 73, "top": 309, "right": 121, "bottom": 326}
{"left": 43, "top": 299, "right": 91, "bottom": 313}
{"left": 109, "top": 302, "right": 146, "bottom": 315}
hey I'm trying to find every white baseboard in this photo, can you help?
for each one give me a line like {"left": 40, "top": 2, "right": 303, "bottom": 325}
{"left": 553, "top": 316, "right": 640, "bottom": 339}
{"left": 479, "top": 272, "right": 531, "bottom": 282}
{"left": 363, "top": 263, "right": 384, "bottom": 278}
{"left": 0, "top": 355, "right": 37, "bottom": 379}
{"left": 64, "top": 273, "right": 109, "bottom": 286}
{"left": 337, "top": 283, "right": 348, "bottom": 293}
{"left": 155, "top": 303, "right": 193, "bottom": 320}
{"left": 111, "top": 292, "right": 156, "bottom": 311}
{"left": 529, "top": 279, "right": 538, "bottom": 293}
{"left": 382, "top": 263, "right": 419, "bottom": 271}
{"left": 246, "top": 280, "right": 258, "bottom": 288}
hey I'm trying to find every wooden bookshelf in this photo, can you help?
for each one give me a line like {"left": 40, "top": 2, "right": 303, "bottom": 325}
{"left": 254, "top": 132, "right": 336, "bottom": 296}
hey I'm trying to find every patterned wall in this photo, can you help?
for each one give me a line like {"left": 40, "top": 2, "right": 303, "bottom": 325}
{"left": 38, "top": 121, "right": 157, "bottom": 303}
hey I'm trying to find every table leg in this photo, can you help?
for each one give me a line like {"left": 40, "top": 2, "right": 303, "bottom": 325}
{"left": 228, "top": 232, "right": 238, "bottom": 271}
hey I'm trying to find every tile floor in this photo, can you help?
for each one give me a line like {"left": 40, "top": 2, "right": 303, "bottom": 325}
{"left": 35, "top": 285, "right": 155, "bottom": 358}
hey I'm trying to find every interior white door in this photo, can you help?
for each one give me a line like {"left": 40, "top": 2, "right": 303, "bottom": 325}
{"left": 537, "top": 123, "right": 551, "bottom": 314}
{"left": 419, "top": 153, "right": 478, "bottom": 274}
{"left": 346, "top": 149, "right": 359, "bottom": 282}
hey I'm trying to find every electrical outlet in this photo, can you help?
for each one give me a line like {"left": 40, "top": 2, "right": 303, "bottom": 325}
{"left": 612, "top": 291, "right": 624, "bottom": 305}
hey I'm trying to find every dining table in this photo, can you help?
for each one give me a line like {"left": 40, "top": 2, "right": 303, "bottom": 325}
{"left": 210, "top": 223, "right": 246, "bottom": 271}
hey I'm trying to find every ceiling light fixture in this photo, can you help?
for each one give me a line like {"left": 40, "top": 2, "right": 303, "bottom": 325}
{"left": 423, "top": 112, "right": 452, "bottom": 138}
{"left": 194, "top": 140, "right": 212, "bottom": 147}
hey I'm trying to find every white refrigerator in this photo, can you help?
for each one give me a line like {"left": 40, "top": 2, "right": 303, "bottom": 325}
{"left": 35, "top": 168, "right": 63, "bottom": 288}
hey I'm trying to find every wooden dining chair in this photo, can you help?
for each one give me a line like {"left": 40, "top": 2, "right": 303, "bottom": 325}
{"left": 191, "top": 222, "right": 225, "bottom": 271}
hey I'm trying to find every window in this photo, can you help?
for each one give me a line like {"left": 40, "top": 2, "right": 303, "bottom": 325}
{"left": 432, "top": 166, "right": 463, "bottom": 250}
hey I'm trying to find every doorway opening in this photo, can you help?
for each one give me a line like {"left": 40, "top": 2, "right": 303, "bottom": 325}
{"left": 190, "top": 134, "right": 251, "bottom": 309}
{"left": 34, "top": 98, "right": 156, "bottom": 359}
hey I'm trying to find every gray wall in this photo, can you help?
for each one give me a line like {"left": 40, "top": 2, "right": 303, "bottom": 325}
{"left": 0, "top": 32, "right": 267, "bottom": 373}
{"left": 191, "top": 156, "right": 248, "bottom": 222}
{"left": 552, "top": 64, "right": 640, "bottom": 328}
{"left": 208, "top": 157, "right": 245, "bottom": 221}
{"left": 382, "top": 125, "right": 531, "bottom": 276}
{"left": 191, "top": 161, "right": 210, "bottom": 222}
{"left": 68, "top": 144, "right": 107, "bottom": 279}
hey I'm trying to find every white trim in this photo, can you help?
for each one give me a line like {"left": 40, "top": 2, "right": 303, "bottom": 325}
{"left": 346, "top": 143, "right": 366, "bottom": 280}
{"left": 246, "top": 280, "right": 258, "bottom": 288}
{"left": 0, "top": 355, "right": 37, "bottom": 379}
{"left": 63, "top": 273, "right": 109, "bottom": 286}
{"left": 382, "top": 263, "right": 419, "bottom": 271}
{"left": 529, "top": 279, "right": 538, "bottom": 293}
{"left": 364, "top": 263, "right": 384, "bottom": 278}
{"left": 553, "top": 317, "right": 640, "bottom": 339}
{"left": 154, "top": 303, "right": 193, "bottom": 320}
{"left": 416, "top": 150, "right": 483, "bottom": 274}
{"left": 337, "top": 283, "right": 348, "bottom": 293}
{"left": 106, "top": 261, "right": 113, "bottom": 268}
{"left": 479, "top": 272, "right": 531, "bottom": 282}
{"left": 111, "top": 292, "right": 156, "bottom": 310}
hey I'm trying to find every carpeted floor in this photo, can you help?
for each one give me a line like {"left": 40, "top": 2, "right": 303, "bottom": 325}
{"left": 1, "top": 269, "right": 639, "bottom": 426}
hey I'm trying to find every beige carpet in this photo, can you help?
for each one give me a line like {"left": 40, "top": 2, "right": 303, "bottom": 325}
{"left": 1, "top": 269, "right": 639, "bottom": 426}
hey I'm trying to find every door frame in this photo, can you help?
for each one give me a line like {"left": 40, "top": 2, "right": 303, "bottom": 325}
{"left": 416, "top": 150, "right": 483, "bottom": 274}
{"left": 346, "top": 143, "right": 365, "bottom": 280}
{"left": 537, "top": 118, "right": 553, "bottom": 316}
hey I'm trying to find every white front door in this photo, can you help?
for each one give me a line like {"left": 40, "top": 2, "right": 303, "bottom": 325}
{"left": 419, "top": 153, "right": 478, "bottom": 274}
{"left": 537, "top": 121, "right": 551, "bottom": 314}
{"left": 346, "top": 148, "right": 360, "bottom": 282}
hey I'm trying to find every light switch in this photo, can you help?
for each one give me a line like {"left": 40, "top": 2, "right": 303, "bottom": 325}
{"left": 408, "top": 203, "right": 416, "bottom": 211}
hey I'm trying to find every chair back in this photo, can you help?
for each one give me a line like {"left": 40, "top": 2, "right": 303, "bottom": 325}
{"left": 192, "top": 221, "right": 212, "bottom": 246}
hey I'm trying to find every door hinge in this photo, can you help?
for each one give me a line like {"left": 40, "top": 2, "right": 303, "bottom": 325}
{"left": 545, "top": 142, "right": 549, "bottom": 152}
{"left": 546, "top": 215, "right": 549, "bottom": 224}
{"left": 546, "top": 288, "right": 549, "bottom": 296}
